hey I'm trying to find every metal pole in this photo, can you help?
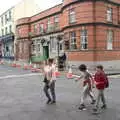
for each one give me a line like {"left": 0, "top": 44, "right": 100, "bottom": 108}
{"left": 57, "top": 41, "right": 59, "bottom": 70}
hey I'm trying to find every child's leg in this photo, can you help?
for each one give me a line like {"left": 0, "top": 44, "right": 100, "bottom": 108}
{"left": 95, "top": 89, "right": 102, "bottom": 108}
{"left": 89, "top": 90, "right": 95, "bottom": 101}
{"left": 101, "top": 89, "right": 107, "bottom": 108}
{"left": 80, "top": 85, "right": 88, "bottom": 105}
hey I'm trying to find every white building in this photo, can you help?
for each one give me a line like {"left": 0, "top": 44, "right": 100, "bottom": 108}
{"left": 0, "top": 0, "right": 40, "bottom": 60}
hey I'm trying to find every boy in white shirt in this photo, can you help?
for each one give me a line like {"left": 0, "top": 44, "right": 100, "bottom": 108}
{"left": 43, "top": 59, "right": 56, "bottom": 104}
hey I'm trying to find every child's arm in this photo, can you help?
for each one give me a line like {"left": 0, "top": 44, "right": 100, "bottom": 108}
{"left": 89, "top": 73, "right": 95, "bottom": 88}
{"left": 75, "top": 75, "right": 83, "bottom": 82}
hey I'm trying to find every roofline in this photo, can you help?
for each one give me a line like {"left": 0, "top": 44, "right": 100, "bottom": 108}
{"left": 0, "top": 6, "right": 14, "bottom": 17}
{"left": 30, "top": 3, "right": 62, "bottom": 18}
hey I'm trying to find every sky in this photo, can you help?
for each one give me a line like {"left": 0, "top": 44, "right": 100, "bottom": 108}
{"left": 0, "top": 0, "right": 62, "bottom": 15}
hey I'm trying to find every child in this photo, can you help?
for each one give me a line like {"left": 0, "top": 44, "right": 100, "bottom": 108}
{"left": 93, "top": 65, "right": 108, "bottom": 111}
{"left": 76, "top": 64, "right": 95, "bottom": 111}
{"left": 43, "top": 59, "right": 56, "bottom": 104}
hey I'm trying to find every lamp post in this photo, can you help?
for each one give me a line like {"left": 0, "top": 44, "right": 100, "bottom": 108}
{"left": 57, "top": 35, "right": 62, "bottom": 70}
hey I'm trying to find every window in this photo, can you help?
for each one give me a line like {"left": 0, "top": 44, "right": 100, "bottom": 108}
{"left": 5, "top": 27, "right": 8, "bottom": 35}
{"left": 69, "top": 9, "right": 76, "bottom": 24}
{"left": 37, "top": 40, "right": 41, "bottom": 52}
{"left": 9, "top": 25, "right": 12, "bottom": 33}
{"left": 107, "top": 30, "right": 113, "bottom": 50}
{"left": 5, "top": 14, "right": 7, "bottom": 24}
{"left": 70, "top": 31, "right": 77, "bottom": 50}
{"left": 39, "top": 24, "right": 44, "bottom": 33}
{"left": 31, "top": 41, "right": 36, "bottom": 53}
{"left": 47, "top": 18, "right": 51, "bottom": 32}
{"left": 9, "top": 11, "right": 11, "bottom": 20}
{"left": 50, "top": 36, "right": 56, "bottom": 51}
{"left": 1, "top": 17, "right": 3, "bottom": 26}
{"left": 64, "top": 33, "right": 69, "bottom": 50}
{"left": 1, "top": 29, "right": 4, "bottom": 36}
{"left": 34, "top": 24, "right": 37, "bottom": 33}
{"left": 54, "top": 15, "right": 59, "bottom": 30}
{"left": 107, "top": 8, "right": 112, "bottom": 22}
{"left": 81, "top": 29, "right": 88, "bottom": 50}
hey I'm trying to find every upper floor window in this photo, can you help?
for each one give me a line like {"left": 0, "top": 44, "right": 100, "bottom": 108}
{"left": 1, "top": 29, "right": 4, "bottom": 36}
{"left": 1, "top": 17, "right": 3, "bottom": 26}
{"left": 69, "top": 9, "right": 76, "bottom": 24}
{"left": 34, "top": 24, "right": 37, "bottom": 33}
{"left": 39, "top": 23, "right": 44, "bottom": 33}
{"left": 9, "top": 25, "right": 12, "bottom": 33}
{"left": 54, "top": 15, "right": 59, "bottom": 30}
{"left": 107, "top": 7, "right": 112, "bottom": 22}
{"left": 9, "top": 11, "right": 11, "bottom": 20}
{"left": 107, "top": 30, "right": 113, "bottom": 50}
{"left": 81, "top": 29, "right": 88, "bottom": 50}
{"left": 70, "top": 31, "right": 77, "bottom": 50}
{"left": 5, "top": 27, "right": 8, "bottom": 35}
{"left": 5, "top": 14, "right": 7, "bottom": 24}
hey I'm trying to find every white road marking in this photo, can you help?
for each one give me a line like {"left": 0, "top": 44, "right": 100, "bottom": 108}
{"left": 0, "top": 73, "right": 43, "bottom": 79}
{"left": 109, "top": 75, "right": 120, "bottom": 78}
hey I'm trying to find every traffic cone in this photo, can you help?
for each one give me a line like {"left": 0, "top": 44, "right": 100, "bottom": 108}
{"left": 16, "top": 62, "right": 21, "bottom": 68}
{"left": 23, "top": 63, "right": 29, "bottom": 70}
{"left": 31, "top": 64, "right": 37, "bottom": 72}
{"left": 55, "top": 67, "right": 60, "bottom": 77}
{"left": 66, "top": 66, "right": 73, "bottom": 79}
{"left": 29, "top": 61, "right": 33, "bottom": 69}
{"left": 0, "top": 60, "right": 4, "bottom": 65}
{"left": 11, "top": 61, "right": 16, "bottom": 67}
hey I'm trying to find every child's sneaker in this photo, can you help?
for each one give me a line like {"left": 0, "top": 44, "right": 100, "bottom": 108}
{"left": 101, "top": 104, "right": 107, "bottom": 109}
{"left": 91, "top": 100, "right": 96, "bottom": 105}
{"left": 78, "top": 104, "right": 86, "bottom": 111}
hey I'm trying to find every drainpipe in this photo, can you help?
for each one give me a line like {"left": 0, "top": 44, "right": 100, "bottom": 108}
{"left": 93, "top": 0, "right": 97, "bottom": 68}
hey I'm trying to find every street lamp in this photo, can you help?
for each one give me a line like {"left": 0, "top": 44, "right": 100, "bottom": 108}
{"left": 57, "top": 35, "right": 62, "bottom": 70}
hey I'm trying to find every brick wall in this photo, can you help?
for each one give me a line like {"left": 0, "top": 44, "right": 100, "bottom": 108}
{"left": 16, "top": 0, "right": 120, "bottom": 64}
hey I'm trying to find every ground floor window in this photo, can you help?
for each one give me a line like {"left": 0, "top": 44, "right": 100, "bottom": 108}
{"left": 107, "top": 30, "right": 113, "bottom": 50}
{"left": 81, "top": 29, "right": 88, "bottom": 50}
{"left": 69, "top": 31, "right": 77, "bottom": 50}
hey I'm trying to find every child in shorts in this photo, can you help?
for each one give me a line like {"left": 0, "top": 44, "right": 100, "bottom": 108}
{"left": 76, "top": 64, "right": 95, "bottom": 110}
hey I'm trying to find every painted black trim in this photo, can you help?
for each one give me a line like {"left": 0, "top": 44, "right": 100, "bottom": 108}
{"left": 17, "top": 30, "right": 62, "bottom": 40}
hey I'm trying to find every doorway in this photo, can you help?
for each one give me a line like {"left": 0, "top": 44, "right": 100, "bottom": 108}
{"left": 43, "top": 46, "right": 49, "bottom": 59}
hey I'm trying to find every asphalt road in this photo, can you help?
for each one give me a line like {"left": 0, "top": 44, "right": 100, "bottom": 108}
{"left": 0, "top": 64, "right": 120, "bottom": 120}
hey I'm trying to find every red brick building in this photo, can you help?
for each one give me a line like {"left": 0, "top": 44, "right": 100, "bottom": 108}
{"left": 16, "top": 0, "right": 120, "bottom": 69}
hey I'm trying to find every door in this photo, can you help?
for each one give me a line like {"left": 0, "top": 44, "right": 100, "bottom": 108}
{"left": 43, "top": 46, "right": 49, "bottom": 59}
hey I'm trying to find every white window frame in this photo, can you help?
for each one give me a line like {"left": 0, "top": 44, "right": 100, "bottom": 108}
{"left": 50, "top": 36, "right": 57, "bottom": 52}
{"left": 70, "top": 31, "right": 77, "bottom": 50}
{"left": 107, "top": 30, "right": 113, "bottom": 50}
{"left": 37, "top": 40, "right": 41, "bottom": 53}
{"left": 9, "top": 25, "right": 12, "bottom": 33}
{"left": 107, "top": 7, "right": 112, "bottom": 22}
{"left": 47, "top": 18, "right": 51, "bottom": 32}
{"left": 69, "top": 9, "right": 76, "bottom": 24}
{"left": 54, "top": 15, "right": 59, "bottom": 30}
{"left": 81, "top": 29, "right": 88, "bottom": 50}
{"left": 31, "top": 40, "right": 36, "bottom": 53}
{"left": 39, "top": 23, "right": 44, "bottom": 33}
{"left": 34, "top": 24, "right": 37, "bottom": 33}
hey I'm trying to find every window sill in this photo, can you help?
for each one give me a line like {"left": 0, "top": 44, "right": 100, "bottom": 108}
{"left": 69, "top": 21, "right": 77, "bottom": 25}
{"left": 107, "top": 21, "right": 113, "bottom": 24}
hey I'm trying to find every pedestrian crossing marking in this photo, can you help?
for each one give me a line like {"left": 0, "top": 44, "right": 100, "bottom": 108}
{"left": 109, "top": 75, "right": 120, "bottom": 78}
